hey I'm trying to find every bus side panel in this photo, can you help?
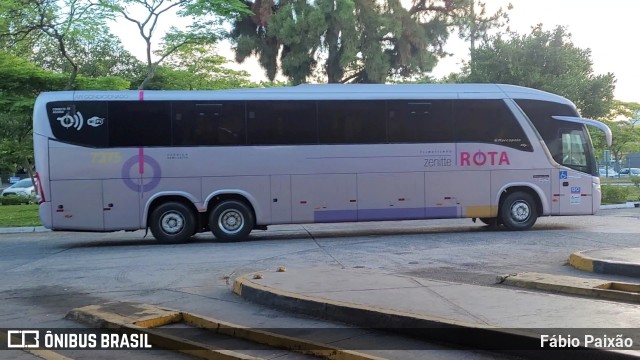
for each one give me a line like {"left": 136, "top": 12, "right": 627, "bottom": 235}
{"left": 291, "top": 174, "right": 357, "bottom": 223}
{"left": 357, "top": 172, "right": 425, "bottom": 221}
{"left": 270, "top": 175, "right": 292, "bottom": 224}
{"left": 425, "top": 171, "right": 492, "bottom": 218}
{"left": 103, "top": 179, "right": 140, "bottom": 230}
{"left": 50, "top": 180, "right": 104, "bottom": 230}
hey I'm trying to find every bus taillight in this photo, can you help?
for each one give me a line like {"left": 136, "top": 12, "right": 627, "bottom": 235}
{"left": 35, "top": 171, "right": 45, "bottom": 204}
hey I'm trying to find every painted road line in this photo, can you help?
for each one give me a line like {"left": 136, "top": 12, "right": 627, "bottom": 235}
{"left": 67, "top": 301, "right": 385, "bottom": 360}
{"left": 499, "top": 272, "right": 640, "bottom": 303}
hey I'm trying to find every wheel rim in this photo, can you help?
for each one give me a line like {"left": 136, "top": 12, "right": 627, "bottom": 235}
{"left": 218, "top": 209, "right": 245, "bottom": 235}
{"left": 160, "top": 211, "right": 185, "bottom": 234}
{"left": 510, "top": 200, "right": 531, "bottom": 223}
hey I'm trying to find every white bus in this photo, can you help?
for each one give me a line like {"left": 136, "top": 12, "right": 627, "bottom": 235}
{"left": 33, "top": 84, "right": 612, "bottom": 243}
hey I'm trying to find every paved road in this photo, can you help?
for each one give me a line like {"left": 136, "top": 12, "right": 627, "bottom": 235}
{"left": 1, "top": 208, "right": 639, "bottom": 358}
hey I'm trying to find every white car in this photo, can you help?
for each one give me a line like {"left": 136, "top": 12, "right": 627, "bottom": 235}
{"left": 618, "top": 168, "right": 640, "bottom": 177}
{"left": 598, "top": 168, "right": 619, "bottom": 178}
{"left": 1, "top": 178, "right": 35, "bottom": 197}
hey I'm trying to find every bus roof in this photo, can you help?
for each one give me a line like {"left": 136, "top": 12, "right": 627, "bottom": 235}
{"left": 36, "top": 83, "right": 575, "bottom": 107}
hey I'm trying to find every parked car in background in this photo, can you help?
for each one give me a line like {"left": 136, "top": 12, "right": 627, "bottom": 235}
{"left": 598, "top": 168, "right": 619, "bottom": 178}
{"left": 1, "top": 178, "right": 35, "bottom": 197}
{"left": 618, "top": 168, "right": 640, "bottom": 177}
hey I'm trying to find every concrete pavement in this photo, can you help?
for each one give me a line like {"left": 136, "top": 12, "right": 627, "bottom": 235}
{"left": 233, "top": 267, "right": 640, "bottom": 358}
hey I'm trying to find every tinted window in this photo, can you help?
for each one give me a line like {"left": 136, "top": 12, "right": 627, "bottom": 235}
{"left": 108, "top": 101, "right": 171, "bottom": 147}
{"left": 247, "top": 101, "right": 316, "bottom": 145}
{"left": 173, "top": 101, "right": 245, "bottom": 146}
{"left": 455, "top": 99, "right": 532, "bottom": 151}
{"left": 514, "top": 99, "right": 578, "bottom": 150}
{"left": 388, "top": 100, "right": 453, "bottom": 143}
{"left": 516, "top": 99, "right": 596, "bottom": 174}
{"left": 47, "top": 101, "right": 109, "bottom": 147}
{"left": 318, "top": 101, "right": 386, "bottom": 144}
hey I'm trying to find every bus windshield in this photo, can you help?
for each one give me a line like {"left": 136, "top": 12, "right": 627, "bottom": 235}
{"left": 515, "top": 99, "right": 597, "bottom": 176}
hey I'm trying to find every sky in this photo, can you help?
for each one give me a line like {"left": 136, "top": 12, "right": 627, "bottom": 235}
{"left": 111, "top": 0, "right": 639, "bottom": 103}
{"left": 431, "top": 0, "right": 639, "bottom": 104}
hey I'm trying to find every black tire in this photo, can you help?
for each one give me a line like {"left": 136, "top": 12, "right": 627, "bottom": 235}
{"left": 500, "top": 191, "right": 537, "bottom": 231}
{"left": 149, "top": 202, "right": 196, "bottom": 244}
{"left": 478, "top": 217, "right": 499, "bottom": 227}
{"left": 209, "top": 200, "right": 254, "bottom": 242}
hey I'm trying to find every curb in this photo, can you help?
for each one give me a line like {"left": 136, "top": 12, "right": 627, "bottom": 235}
{"left": 570, "top": 251, "right": 640, "bottom": 277}
{"left": 500, "top": 272, "right": 640, "bottom": 303}
{"left": 599, "top": 202, "right": 640, "bottom": 210}
{"left": 233, "top": 272, "right": 636, "bottom": 359}
{"left": 67, "top": 302, "right": 384, "bottom": 360}
{"left": 0, "top": 226, "right": 49, "bottom": 234}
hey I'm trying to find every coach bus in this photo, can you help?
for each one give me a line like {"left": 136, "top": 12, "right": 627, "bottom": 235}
{"left": 32, "top": 84, "right": 612, "bottom": 243}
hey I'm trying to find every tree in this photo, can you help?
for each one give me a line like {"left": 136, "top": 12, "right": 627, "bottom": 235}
{"left": 0, "top": 0, "right": 116, "bottom": 90}
{"left": 455, "top": 0, "right": 511, "bottom": 75}
{"left": 28, "top": 27, "right": 145, "bottom": 81}
{"left": 590, "top": 101, "right": 640, "bottom": 165}
{"left": 231, "top": 0, "right": 510, "bottom": 84}
{"left": 143, "top": 44, "right": 255, "bottom": 89}
{"left": 0, "top": 50, "right": 129, "bottom": 177}
{"left": 99, "top": 0, "right": 250, "bottom": 89}
{"left": 453, "top": 25, "right": 616, "bottom": 119}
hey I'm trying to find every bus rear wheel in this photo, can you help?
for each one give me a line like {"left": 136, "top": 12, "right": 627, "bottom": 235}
{"left": 209, "top": 200, "right": 254, "bottom": 242}
{"left": 149, "top": 202, "right": 196, "bottom": 244}
{"left": 500, "top": 192, "right": 537, "bottom": 231}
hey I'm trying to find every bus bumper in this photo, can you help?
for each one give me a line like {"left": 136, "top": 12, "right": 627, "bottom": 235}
{"left": 39, "top": 202, "right": 53, "bottom": 229}
{"left": 593, "top": 178, "right": 602, "bottom": 213}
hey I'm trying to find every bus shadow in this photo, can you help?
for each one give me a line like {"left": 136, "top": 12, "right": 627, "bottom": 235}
{"left": 226, "top": 222, "right": 577, "bottom": 243}
{"left": 58, "top": 222, "right": 576, "bottom": 249}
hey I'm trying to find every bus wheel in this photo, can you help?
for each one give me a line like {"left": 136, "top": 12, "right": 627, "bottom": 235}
{"left": 209, "top": 200, "right": 254, "bottom": 242}
{"left": 500, "top": 192, "right": 537, "bottom": 231}
{"left": 149, "top": 202, "right": 196, "bottom": 244}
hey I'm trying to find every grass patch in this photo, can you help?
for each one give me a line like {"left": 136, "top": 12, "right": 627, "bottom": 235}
{"left": 0, "top": 204, "right": 41, "bottom": 227}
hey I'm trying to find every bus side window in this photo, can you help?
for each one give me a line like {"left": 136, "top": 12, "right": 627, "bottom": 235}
{"left": 318, "top": 100, "right": 386, "bottom": 144}
{"left": 454, "top": 99, "right": 532, "bottom": 151}
{"left": 172, "top": 101, "right": 245, "bottom": 146}
{"left": 387, "top": 100, "right": 453, "bottom": 143}
{"left": 108, "top": 101, "right": 171, "bottom": 147}
{"left": 247, "top": 101, "right": 317, "bottom": 145}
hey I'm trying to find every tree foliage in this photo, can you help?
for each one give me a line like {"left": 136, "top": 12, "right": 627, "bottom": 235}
{"left": 590, "top": 101, "right": 640, "bottom": 163}
{"left": 135, "top": 44, "right": 255, "bottom": 89}
{"left": 99, "top": 0, "right": 250, "bottom": 89}
{"left": 231, "top": 0, "right": 510, "bottom": 84}
{"left": 453, "top": 25, "right": 616, "bottom": 119}
{"left": 0, "top": 0, "right": 116, "bottom": 90}
{"left": 0, "top": 50, "right": 129, "bottom": 175}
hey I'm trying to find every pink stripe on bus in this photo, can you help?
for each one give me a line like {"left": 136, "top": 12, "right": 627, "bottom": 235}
{"left": 138, "top": 148, "right": 144, "bottom": 174}
{"left": 138, "top": 90, "right": 144, "bottom": 101}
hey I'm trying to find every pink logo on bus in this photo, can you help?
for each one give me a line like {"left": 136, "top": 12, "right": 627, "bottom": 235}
{"left": 121, "top": 148, "right": 161, "bottom": 192}
{"left": 460, "top": 151, "right": 510, "bottom": 166}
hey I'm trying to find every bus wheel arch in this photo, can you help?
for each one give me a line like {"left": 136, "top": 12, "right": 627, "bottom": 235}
{"left": 148, "top": 196, "right": 198, "bottom": 243}
{"left": 498, "top": 187, "right": 541, "bottom": 231}
{"left": 206, "top": 194, "right": 256, "bottom": 242}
